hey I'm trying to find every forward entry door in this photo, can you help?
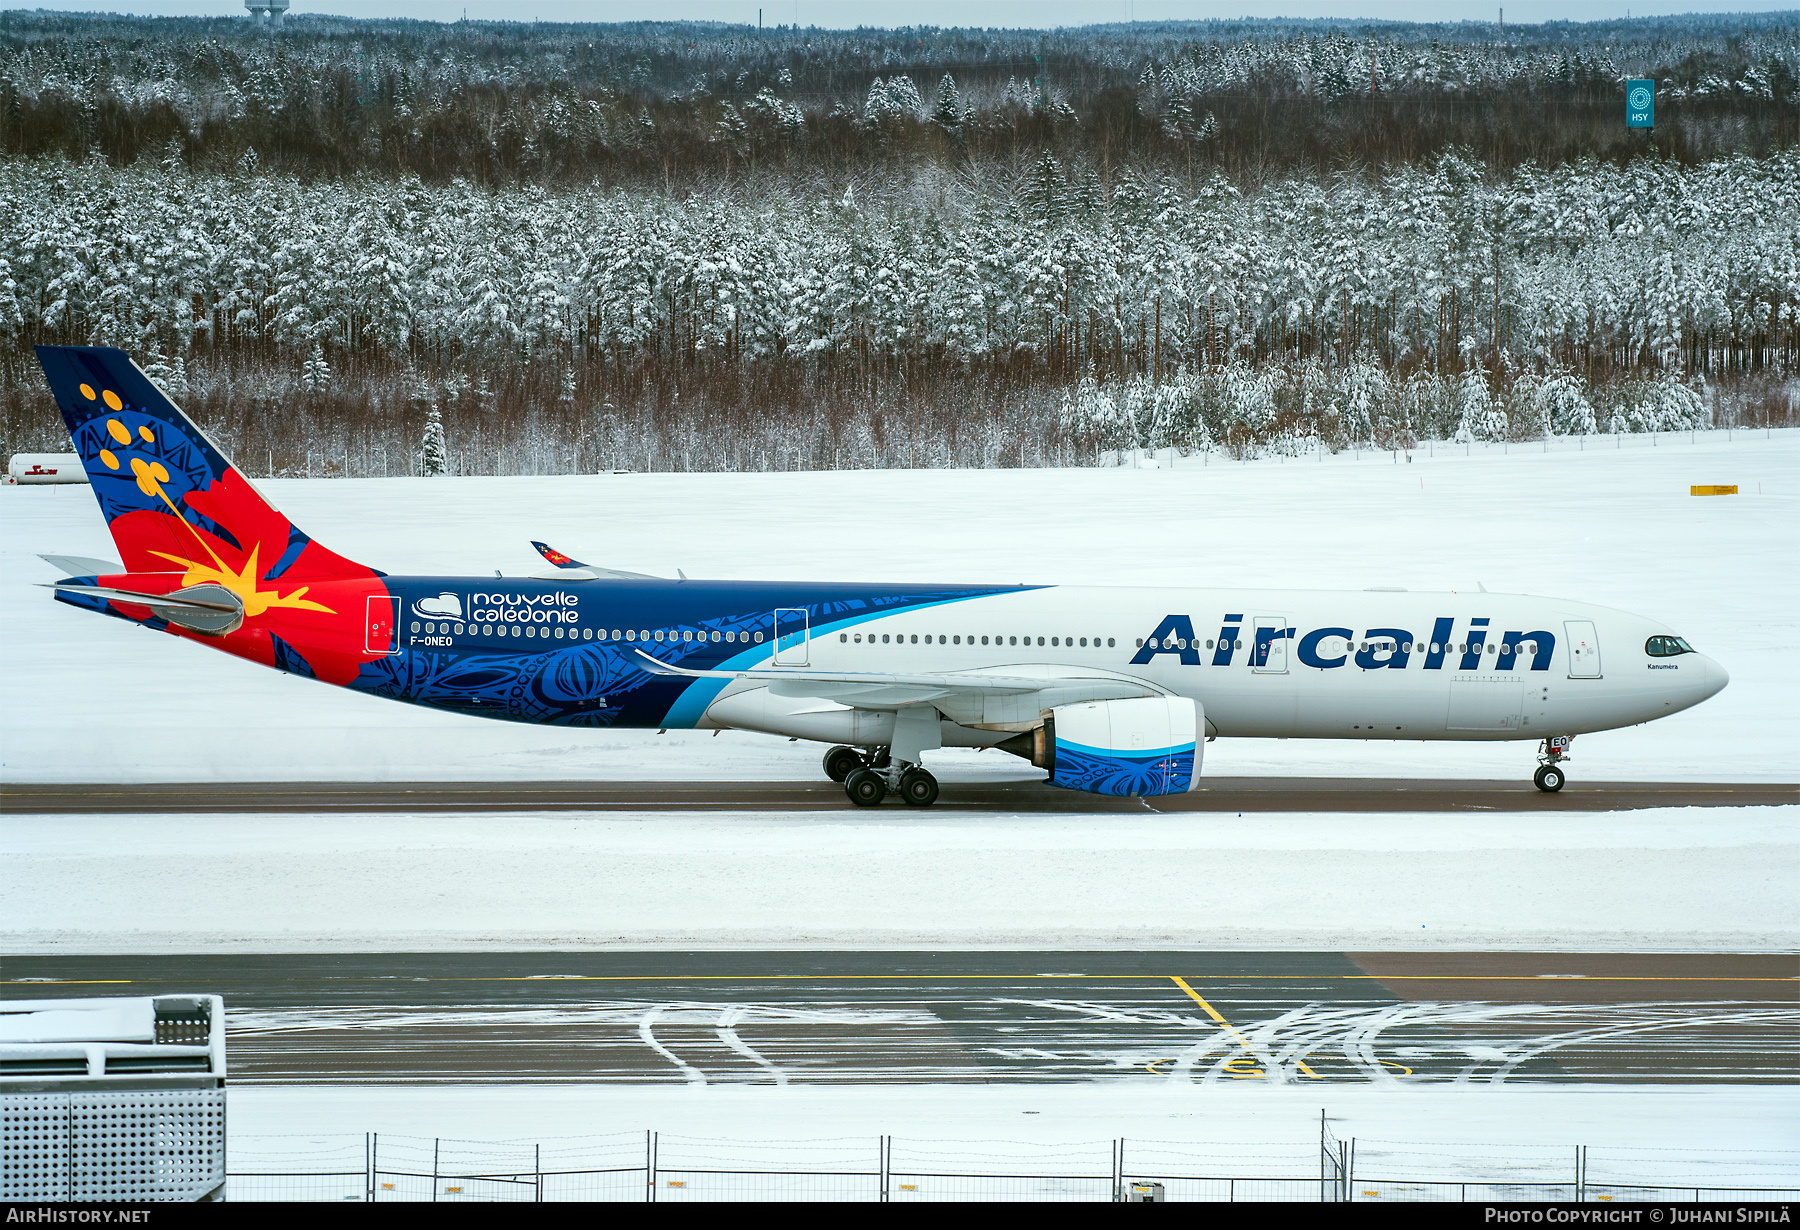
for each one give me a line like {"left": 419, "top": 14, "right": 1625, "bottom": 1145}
{"left": 1564, "top": 619, "right": 1602, "bottom": 677}
{"left": 773, "top": 608, "right": 809, "bottom": 665}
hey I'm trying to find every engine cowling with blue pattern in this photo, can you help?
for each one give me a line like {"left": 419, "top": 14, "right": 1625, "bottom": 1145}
{"left": 1047, "top": 697, "right": 1203, "bottom": 796}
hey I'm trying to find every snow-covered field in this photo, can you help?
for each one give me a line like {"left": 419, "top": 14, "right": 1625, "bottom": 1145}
{"left": 5, "top": 805, "right": 1792, "bottom": 952}
{"left": 225, "top": 1083, "right": 1799, "bottom": 1190}
{"left": 6, "top": 433, "right": 1794, "bottom": 1181}
{"left": 2, "top": 429, "right": 1796, "bottom": 785}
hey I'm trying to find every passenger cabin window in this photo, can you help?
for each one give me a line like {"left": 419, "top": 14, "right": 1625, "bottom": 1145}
{"left": 1646, "top": 635, "right": 1695, "bottom": 657}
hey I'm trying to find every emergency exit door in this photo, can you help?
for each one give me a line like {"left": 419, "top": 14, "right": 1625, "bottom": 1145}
{"left": 1564, "top": 619, "right": 1602, "bottom": 677}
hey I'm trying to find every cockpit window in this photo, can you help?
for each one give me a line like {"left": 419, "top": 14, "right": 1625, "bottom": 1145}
{"left": 1645, "top": 635, "right": 1695, "bottom": 657}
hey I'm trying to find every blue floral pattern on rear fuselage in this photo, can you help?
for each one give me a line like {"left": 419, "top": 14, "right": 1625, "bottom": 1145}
{"left": 351, "top": 578, "right": 1027, "bottom": 729}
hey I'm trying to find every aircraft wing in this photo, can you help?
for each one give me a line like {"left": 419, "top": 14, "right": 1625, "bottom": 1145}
{"left": 633, "top": 650, "right": 1159, "bottom": 712}
{"left": 529, "top": 540, "right": 658, "bottom": 581}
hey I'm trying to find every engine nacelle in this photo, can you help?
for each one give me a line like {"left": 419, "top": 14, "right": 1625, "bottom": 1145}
{"left": 1044, "top": 697, "right": 1202, "bottom": 796}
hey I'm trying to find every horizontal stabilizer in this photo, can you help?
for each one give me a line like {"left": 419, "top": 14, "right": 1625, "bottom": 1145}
{"left": 47, "top": 581, "right": 245, "bottom": 636}
{"left": 39, "top": 554, "right": 123, "bottom": 577}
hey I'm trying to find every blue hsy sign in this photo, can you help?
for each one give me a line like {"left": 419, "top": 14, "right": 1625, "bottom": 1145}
{"left": 1627, "top": 79, "right": 1655, "bottom": 128}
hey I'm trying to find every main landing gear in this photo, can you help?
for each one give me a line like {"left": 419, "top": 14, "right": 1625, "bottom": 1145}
{"left": 1533, "top": 735, "right": 1572, "bottom": 793}
{"left": 826, "top": 744, "right": 939, "bottom": 808}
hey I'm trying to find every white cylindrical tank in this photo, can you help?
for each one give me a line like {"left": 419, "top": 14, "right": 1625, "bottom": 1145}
{"left": 6, "top": 454, "right": 88, "bottom": 485}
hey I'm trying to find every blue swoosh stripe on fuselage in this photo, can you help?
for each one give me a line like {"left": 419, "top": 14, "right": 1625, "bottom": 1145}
{"left": 357, "top": 578, "right": 1041, "bottom": 728}
{"left": 659, "top": 590, "right": 1034, "bottom": 728}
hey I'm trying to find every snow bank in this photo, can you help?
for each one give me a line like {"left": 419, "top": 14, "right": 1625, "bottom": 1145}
{"left": 5, "top": 806, "right": 1792, "bottom": 953}
{"left": 225, "top": 1083, "right": 1800, "bottom": 1188}
{"left": 2, "top": 428, "right": 1794, "bottom": 784}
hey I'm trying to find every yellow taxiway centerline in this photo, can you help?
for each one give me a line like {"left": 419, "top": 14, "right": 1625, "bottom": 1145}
{"left": 1171, "top": 975, "right": 1321, "bottom": 1080}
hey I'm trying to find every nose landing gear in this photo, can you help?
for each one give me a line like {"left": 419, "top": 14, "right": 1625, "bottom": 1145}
{"left": 1534, "top": 736, "right": 1572, "bottom": 792}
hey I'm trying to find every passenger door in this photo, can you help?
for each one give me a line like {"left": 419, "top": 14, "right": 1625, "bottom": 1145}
{"left": 1251, "top": 616, "right": 1290, "bottom": 674}
{"left": 366, "top": 595, "right": 400, "bottom": 655}
{"left": 772, "top": 608, "right": 809, "bottom": 666}
{"left": 1564, "top": 619, "right": 1602, "bottom": 678}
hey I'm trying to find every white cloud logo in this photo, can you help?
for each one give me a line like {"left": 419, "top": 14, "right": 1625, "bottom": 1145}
{"left": 413, "top": 592, "right": 463, "bottom": 620}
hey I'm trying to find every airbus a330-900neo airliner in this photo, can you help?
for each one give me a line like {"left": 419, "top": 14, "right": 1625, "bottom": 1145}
{"left": 31, "top": 346, "right": 1728, "bottom": 805}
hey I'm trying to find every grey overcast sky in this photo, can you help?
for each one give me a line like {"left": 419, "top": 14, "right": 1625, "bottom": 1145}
{"left": 8, "top": 1, "right": 1796, "bottom": 26}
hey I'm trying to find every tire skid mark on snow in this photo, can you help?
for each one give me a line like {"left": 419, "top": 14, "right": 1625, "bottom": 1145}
{"left": 638, "top": 1005, "right": 706, "bottom": 1085}
{"left": 715, "top": 1006, "right": 788, "bottom": 1086}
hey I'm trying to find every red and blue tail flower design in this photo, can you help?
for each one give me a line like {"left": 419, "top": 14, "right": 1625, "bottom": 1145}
{"left": 35, "top": 346, "right": 389, "bottom": 685}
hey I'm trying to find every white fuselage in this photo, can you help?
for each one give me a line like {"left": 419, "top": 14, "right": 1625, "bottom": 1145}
{"left": 697, "top": 586, "right": 1727, "bottom": 748}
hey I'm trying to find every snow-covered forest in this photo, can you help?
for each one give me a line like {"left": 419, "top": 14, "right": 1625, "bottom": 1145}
{"left": 1, "top": 12, "right": 1797, "bottom": 473}
{"left": 5, "top": 11, "right": 1797, "bottom": 181}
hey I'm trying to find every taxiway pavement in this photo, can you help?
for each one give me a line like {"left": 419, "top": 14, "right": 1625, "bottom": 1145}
{"left": 7, "top": 952, "right": 1793, "bottom": 1086}
{"left": 5, "top": 779, "right": 1794, "bottom": 814}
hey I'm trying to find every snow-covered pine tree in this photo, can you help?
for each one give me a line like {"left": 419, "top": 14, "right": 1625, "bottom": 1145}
{"left": 1453, "top": 339, "right": 1505, "bottom": 441}
{"left": 1538, "top": 368, "right": 1596, "bottom": 435}
{"left": 1646, "top": 374, "right": 1709, "bottom": 430}
{"left": 559, "top": 366, "right": 576, "bottom": 406}
{"left": 142, "top": 352, "right": 177, "bottom": 395}
{"left": 301, "top": 342, "right": 331, "bottom": 395}
{"left": 165, "top": 356, "right": 190, "bottom": 400}
{"left": 931, "top": 74, "right": 962, "bottom": 135}
{"left": 420, "top": 403, "right": 448, "bottom": 476}
{"left": 1023, "top": 153, "right": 1066, "bottom": 226}
{"left": 0, "top": 257, "right": 20, "bottom": 342}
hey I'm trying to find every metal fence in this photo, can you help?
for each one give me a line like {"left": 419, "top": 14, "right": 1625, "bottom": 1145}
{"left": 222, "top": 1130, "right": 1800, "bottom": 1203}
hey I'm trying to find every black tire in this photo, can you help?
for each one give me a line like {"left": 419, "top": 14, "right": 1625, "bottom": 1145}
{"left": 1534, "top": 764, "right": 1566, "bottom": 793}
{"left": 898, "top": 768, "right": 939, "bottom": 807}
{"left": 823, "top": 745, "right": 864, "bottom": 783}
{"left": 844, "top": 767, "right": 887, "bottom": 807}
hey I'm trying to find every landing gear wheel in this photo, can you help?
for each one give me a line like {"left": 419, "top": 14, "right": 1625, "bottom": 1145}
{"left": 823, "top": 745, "right": 865, "bottom": 783}
{"left": 844, "top": 767, "right": 887, "bottom": 807}
{"left": 1534, "top": 764, "right": 1566, "bottom": 793}
{"left": 898, "top": 768, "right": 940, "bottom": 808}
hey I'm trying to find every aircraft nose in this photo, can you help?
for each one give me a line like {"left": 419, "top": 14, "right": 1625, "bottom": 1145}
{"left": 1697, "top": 655, "right": 1730, "bottom": 701}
